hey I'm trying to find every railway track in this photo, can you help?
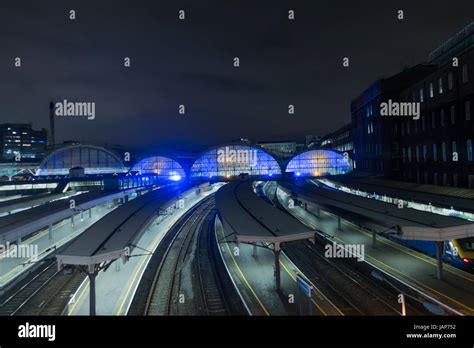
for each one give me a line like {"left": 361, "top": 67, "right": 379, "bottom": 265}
{"left": 262, "top": 181, "right": 428, "bottom": 316}
{"left": 139, "top": 195, "right": 240, "bottom": 316}
{"left": 284, "top": 240, "right": 424, "bottom": 315}
{"left": 194, "top": 208, "right": 229, "bottom": 315}
{"left": 0, "top": 260, "right": 85, "bottom": 315}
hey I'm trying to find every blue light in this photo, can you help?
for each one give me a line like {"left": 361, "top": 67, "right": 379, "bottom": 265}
{"left": 268, "top": 173, "right": 273, "bottom": 177}
{"left": 296, "top": 172, "right": 301, "bottom": 177}
{"left": 170, "top": 174, "right": 182, "bottom": 181}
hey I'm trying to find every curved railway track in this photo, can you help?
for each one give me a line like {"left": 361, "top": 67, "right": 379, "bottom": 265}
{"left": 139, "top": 195, "right": 243, "bottom": 316}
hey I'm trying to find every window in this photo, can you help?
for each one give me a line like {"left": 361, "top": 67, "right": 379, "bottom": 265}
{"left": 440, "top": 109, "right": 446, "bottom": 127}
{"left": 423, "top": 145, "right": 427, "bottom": 162}
{"left": 450, "top": 105, "right": 456, "bottom": 124}
{"left": 442, "top": 142, "right": 447, "bottom": 162}
{"left": 462, "top": 64, "right": 469, "bottom": 84}
{"left": 434, "top": 172, "right": 439, "bottom": 185}
{"left": 438, "top": 77, "right": 443, "bottom": 94}
{"left": 443, "top": 173, "right": 448, "bottom": 186}
{"left": 419, "top": 87, "right": 424, "bottom": 102}
{"left": 431, "top": 112, "right": 436, "bottom": 128}
{"left": 402, "top": 148, "right": 406, "bottom": 162}
{"left": 452, "top": 141, "right": 457, "bottom": 160}
{"left": 416, "top": 145, "right": 420, "bottom": 162}
{"left": 429, "top": 82, "right": 434, "bottom": 98}
{"left": 407, "top": 121, "right": 411, "bottom": 134}
{"left": 466, "top": 100, "right": 471, "bottom": 121}
{"left": 468, "top": 139, "right": 473, "bottom": 161}
{"left": 433, "top": 143, "right": 437, "bottom": 161}
{"left": 448, "top": 72, "right": 454, "bottom": 90}
{"left": 421, "top": 115, "right": 426, "bottom": 131}
{"left": 408, "top": 147, "right": 412, "bottom": 162}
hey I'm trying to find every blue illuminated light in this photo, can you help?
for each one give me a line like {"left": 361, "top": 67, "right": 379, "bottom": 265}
{"left": 190, "top": 145, "right": 281, "bottom": 178}
{"left": 131, "top": 156, "right": 185, "bottom": 180}
{"left": 286, "top": 150, "right": 353, "bottom": 177}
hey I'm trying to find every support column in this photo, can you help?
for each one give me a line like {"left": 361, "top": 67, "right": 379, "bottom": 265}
{"left": 316, "top": 207, "right": 320, "bottom": 217}
{"left": 88, "top": 266, "right": 97, "bottom": 316}
{"left": 252, "top": 244, "right": 258, "bottom": 257}
{"left": 80, "top": 210, "right": 84, "bottom": 222}
{"left": 89, "top": 209, "right": 92, "bottom": 219}
{"left": 372, "top": 230, "right": 376, "bottom": 249}
{"left": 337, "top": 216, "right": 342, "bottom": 231}
{"left": 70, "top": 215, "right": 74, "bottom": 228}
{"left": 274, "top": 242, "right": 281, "bottom": 291}
{"left": 435, "top": 241, "right": 444, "bottom": 280}
{"left": 48, "top": 224, "right": 53, "bottom": 240}
{"left": 304, "top": 203, "right": 307, "bottom": 211}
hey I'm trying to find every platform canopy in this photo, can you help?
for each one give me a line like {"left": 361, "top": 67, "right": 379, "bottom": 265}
{"left": 56, "top": 184, "right": 189, "bottom": 268}
{"left": 280, "top": 180, "right": 474, "bottom": 241}
{"left": 215, "top": 182, "right": 315, "bottom": 244}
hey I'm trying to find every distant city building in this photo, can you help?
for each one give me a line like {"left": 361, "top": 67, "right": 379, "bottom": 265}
{"left": 346, "top": 21, "right": 474, "bottom": 188}
{"left": 320, "top": 123, "right": 353, "bottom": 154}
{"left": 398, "top": 30, "right": 474, "bottom": 188}
{"left": 258, "top": 140, "right": 298, "bottom": 157}
{"left": 351, "top": 64, "right": 436, "bottom": 176}
{"left": 0, "top": 123, "right": 47, "bottom": 160}
{"left": 305, "top": 134, "right": 322, "bottom": 148}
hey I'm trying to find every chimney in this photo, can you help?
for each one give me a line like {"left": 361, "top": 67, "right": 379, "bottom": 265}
{"left": 49, "top": 101, "right": 55, "bottom": 149}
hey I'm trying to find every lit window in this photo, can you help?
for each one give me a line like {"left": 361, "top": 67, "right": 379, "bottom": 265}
{"left": 452, "top": 141, "right": 457, "bottom": 160}
{"left": 419, "top": 87, "right": 424, "bottom": 102}
{"left": 468, "top": 139, "right": 473, "bottom": 161}
{"left": 442, "top": 142, "right": 447, "bottom": 162}
{"left": 438, "top": 77, "right": 443, "bottom": 94}
{"left": 429, "top": 82, "right": 434, "bottom": 98}
{"left": 462, "top": 64, "right": 469, "bottom": 84}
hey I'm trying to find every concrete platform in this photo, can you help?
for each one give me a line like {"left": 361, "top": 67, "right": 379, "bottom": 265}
{"left": 276, "top": 186, "right": 474, "bottom": 316}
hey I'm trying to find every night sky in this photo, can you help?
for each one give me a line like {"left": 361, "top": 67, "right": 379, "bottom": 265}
{"left": 1, "top": 0, "right": 473, "bottom": 151}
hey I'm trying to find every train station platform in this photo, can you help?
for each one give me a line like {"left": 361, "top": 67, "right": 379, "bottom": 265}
{"left": 275, "top": 183, "right": 474, "bottom": 315}
{"left": 332, "top": 174, "right": 474, "bottom": 209}
{"left": 66, "top": 184, "right": 219, "bottom": 315}
{"left": 0, "top": 188, "right": 135, "bottom": 245}
{"left": 215, "top": 182, "right": 316, "bottom": 291}
{"left": 214, "top": 215, "right": 341, "bottom": 316}
{"left": 280, "top": 180, "right": 474, "bottom": 241}
{"left": 0, "top": 192, "right": 71, "bottom": 216}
